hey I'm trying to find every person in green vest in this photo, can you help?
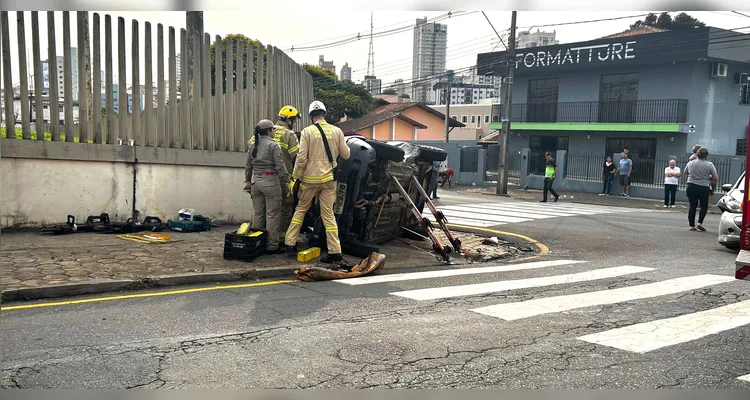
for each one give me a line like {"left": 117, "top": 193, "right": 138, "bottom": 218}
{"left": 541, "top": 152, "right": 560, "bottom": 203}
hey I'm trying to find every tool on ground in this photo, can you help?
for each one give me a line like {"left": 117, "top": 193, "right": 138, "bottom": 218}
{"left": 295, "top": 251, "right": 386, "bottom": 281}
{"left": 116, "top": 232, "right": 172, "bottom": 244}
{"left": 409, "top": 175, "right": 466, "bottom": 254}
{"left": 389, "top": 174, "right": 451, "bottom": 262}
{"left": 223, "top": 228, "right": 267, "bottom": 262}
{"left": 107, "top": 216, "right": 167, "bottom": 233}
{"left": 168, "top": 215, "right": 212, "bottom": 232}
{"left": 297, "top": 247, "right": 321, "bottom": 262}
{"left": 386, "top": 232, "right": 443, "bottom": 261}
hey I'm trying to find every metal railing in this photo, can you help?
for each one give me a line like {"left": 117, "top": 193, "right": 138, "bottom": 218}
{"left": 564, "top": 153, "right": 735, "bottom": 193}
{"left": 495, "top": 99, "right": 689, "bottom": 124}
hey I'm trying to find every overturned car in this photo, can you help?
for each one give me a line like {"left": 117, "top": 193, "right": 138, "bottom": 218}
{"left": 298, "top": 135, "right": 455, "bottom": 259}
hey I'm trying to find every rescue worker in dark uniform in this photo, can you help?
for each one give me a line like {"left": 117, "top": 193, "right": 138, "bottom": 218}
{"left": 245, "top": 119, "right": 289, "bottom": 253}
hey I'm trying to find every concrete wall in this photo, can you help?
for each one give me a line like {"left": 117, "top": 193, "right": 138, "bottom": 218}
{"left": 1, "top": 139, "right": 253, "bottom": 228}
{"left": 1, "top": 158, "right": 133, "bottom": 227}
{"left": 510, "top": 61, "right": 750, "bottom": 155}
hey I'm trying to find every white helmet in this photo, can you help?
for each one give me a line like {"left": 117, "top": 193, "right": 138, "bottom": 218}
{"left": 309, "top": 100, "right": 326, "bottom": 115}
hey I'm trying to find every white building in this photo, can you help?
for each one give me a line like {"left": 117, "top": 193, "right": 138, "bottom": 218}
{"left": 412, "top": 18, "right": 447, "bottom": 104}
{"left": 435, "top": 82, "right": 496, "bottom": 105}
{"left": 176, "top": 53, "right": 182, "bottom": 86}
{"left": 515, "top": 29, "right": 559, "bottom": 49}
{"left": 430, "top": 103, "right": 498, "bottom": 141}
{"left": 53, "top": 47, "right": 79, "bottom": 102}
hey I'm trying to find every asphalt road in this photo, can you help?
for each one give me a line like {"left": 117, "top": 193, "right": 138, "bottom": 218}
{"left": 2, "top": 193, "right": 750, "bottom": 389}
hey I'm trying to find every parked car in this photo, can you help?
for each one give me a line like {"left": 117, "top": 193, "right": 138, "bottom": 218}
{"left": 299, "top": 136, "right": 448, "bottom": 258}
{"left": 717, "top": 171, "right": 745, "bottom": 249}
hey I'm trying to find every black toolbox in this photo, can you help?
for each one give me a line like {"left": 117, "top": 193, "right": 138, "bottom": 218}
{"left": 223, "top": 229, "right": 267, "bottom": 261}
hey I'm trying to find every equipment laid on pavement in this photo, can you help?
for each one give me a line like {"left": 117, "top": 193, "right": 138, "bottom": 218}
{"left": 223, "top": 229, "right": 267, "bottom": 262}
{"left": 389, "top": 174, "right": 452, "bottom": 262}
{"left": 41, "top": 213, "right": 166, "bottom": 234}
{"left": 295, "top": 251, "right": 386, "bottom": 281}
{"left": 117, "top": 232, "right": 172, "bottom": 244}
{"left": 168, "top": 215, "right": 212, "bottom": 232}
{"left": 297, "top": 247, "right": 321, "bottom": 262}
{"left": 409, "top": 175, "right": 466, "bottom": 254}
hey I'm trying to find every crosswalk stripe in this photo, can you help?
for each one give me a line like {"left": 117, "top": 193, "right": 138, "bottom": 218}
{"left": 334, "top": 260, "right": 587, "bottom": 285}
{"left": 738, "top": 373, "right": 750, "bottom": 382}
{"left": 469, "top": 274, "right": 736, "bottom": 321}
{"left": 431, "top": 205, "right": 556, "bottom": 220}
{"left": 426, "top": 209, "right": 532, "bottom": 224}
{"left": 446, "top": 204, "right": 574, "bottom": 218}
{"left": 389, "top": 266, "right": 655, "bottom": 301}
{"left": 424, "top": 216, "right": 500, "bottom": 227}
{"left": 465, "top": 203, "right": 593, "bottom": 216}
{"left": 577, "top": 299, "right": 750, "bottom": 353}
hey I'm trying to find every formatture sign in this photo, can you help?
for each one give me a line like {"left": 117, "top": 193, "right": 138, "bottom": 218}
{"left": 477, "top": 28, "right": 718, "bottom": 77}
{"left": 514, "top": 41, "right": 635, "bottom": 69}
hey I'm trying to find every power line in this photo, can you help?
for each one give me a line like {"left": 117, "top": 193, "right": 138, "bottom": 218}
{"left": 482, "top": 11, "right": 508, "bottom": 50}
{"left": 285, "top": 11, "right": 478, "bottom": 52}
{"left": 284, "top": 11, "right": 445, "bottom": 49}
{"left": 312, "top": 24, "right": 750, "bottom": 95}
{"left": 350, "top": 37, "right": 502, "bottom": 82}
{"left": 350, "top": 32, "right": 501, "bottom": 75}
{"left": 517, "top": 13, "right": 652, "bottom": 31}
{"left": 734, "top": 11, "right": 750, "bottom": 19}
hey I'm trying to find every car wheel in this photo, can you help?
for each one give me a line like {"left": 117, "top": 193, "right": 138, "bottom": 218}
{"left": 364, "top": 139, "right": 405, "bottom": 162}
{"left": 414, "top": 144, "right": 448, "bottom": 162}
{"left": 725, "top": 243, "right": 741, "bottom": 251}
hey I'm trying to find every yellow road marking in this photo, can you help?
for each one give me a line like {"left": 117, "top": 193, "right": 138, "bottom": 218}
{"left": 1, "top": 227, "right": 547, "bottom": 312}
{"left": 0, "top": 279, "right": 297, "bottom": 311}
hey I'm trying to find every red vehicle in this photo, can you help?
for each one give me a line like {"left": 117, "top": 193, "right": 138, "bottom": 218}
{"left": 736, "top": 115, "right": 750, "bottom": 281}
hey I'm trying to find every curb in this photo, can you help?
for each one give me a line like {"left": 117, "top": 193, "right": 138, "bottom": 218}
{"left": 0, "top": 265, "right": 299, "bottom": 304}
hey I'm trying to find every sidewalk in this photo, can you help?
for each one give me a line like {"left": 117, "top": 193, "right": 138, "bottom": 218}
{"left": 0, "top": 224, "right": 521, "bottom": 302}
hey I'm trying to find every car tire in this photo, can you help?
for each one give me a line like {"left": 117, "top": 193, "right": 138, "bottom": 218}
{"left": 364, "top": 139, "right": 405, "bottom": 162}
{"left": 415, "top": 144, "right": 448, "bottom": 162}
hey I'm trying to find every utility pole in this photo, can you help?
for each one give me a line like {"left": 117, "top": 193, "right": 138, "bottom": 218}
{"left": 444, "top": 69, "right": 453, "bottom": 143}
{"left": 497, "top": 11, "right": 517, "bottom": 195}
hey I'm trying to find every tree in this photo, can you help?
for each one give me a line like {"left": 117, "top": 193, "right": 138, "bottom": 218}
{"left": 209, "top": 33, "right": 268, "bottom": 96}
{"left": 630, "top": 12, "right": 705, "bottom": 30}
{"left": 302, "top": 64, "right": 373, "bottom": 124}
{"left": 382, "top": 88, "right": 398, "bottom": 95}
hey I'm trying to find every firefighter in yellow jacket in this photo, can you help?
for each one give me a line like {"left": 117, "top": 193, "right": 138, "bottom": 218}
{"left": 247, "top": 106, "right": 300, "bottom": 233}
{"left": 245, "top": 119, "right": 289, "bottom": 253}
{"left": 284, "top": 100, "right": 350, "bottom": 263}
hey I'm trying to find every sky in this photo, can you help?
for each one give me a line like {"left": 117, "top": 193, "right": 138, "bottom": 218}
{"left": 1, "top": 10, "right": 750, "bottom": 91}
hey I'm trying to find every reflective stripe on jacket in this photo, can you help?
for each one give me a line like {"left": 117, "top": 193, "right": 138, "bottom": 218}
{"left": 292, "top": 120, "right": 350, "bottom": 184}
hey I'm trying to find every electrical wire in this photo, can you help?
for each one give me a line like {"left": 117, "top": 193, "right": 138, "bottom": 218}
{"left": 343, "top": 27, "right": 750, "bottom": 91}
{"left": 284, "top": 11, "right": 445, "bottom": 48}
{"left": 284, "top": 11, "right": 478, "bottom": 52}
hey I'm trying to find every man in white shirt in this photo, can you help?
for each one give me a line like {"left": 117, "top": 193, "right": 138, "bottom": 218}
{"left": 664, "top": 159, "right": 681, "bottom": 208}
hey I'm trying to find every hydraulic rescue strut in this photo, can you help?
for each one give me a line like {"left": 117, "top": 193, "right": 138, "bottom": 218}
{"left": 390, "top": 174, "right": 452, "bottom": 262}
{"left": 409, "top": 175, "right": 466, "bottom": 254}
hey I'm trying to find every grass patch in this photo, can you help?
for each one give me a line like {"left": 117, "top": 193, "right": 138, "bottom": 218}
{"left": 0, "top": 127, "right": 95, "bottom": 143}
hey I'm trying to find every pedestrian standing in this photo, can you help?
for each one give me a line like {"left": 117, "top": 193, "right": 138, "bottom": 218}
{"left": 541, "top": 152, "right": 559, "bottom": 203}
{"left": 684, "top": 147, "right": 718, "bottom": 231}
{"left": 284, "top": 101, "right": 351, "bottom": 263}
{"left": 617, "top": 152, "right": 633, "bottom": 197}
{"left": 664, "top": 159, "right": 681, "bottom": 208}
{"left": 600, "top": 156, "right": 616, "bottom": 195}
{"left": 428, "top": 161, "right": 440, "bottom": 200}
{"left": 245, "top": 119, "right": 290, "bottom": 253}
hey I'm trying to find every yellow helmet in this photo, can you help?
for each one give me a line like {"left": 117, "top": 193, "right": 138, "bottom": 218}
{"left": 278, "top": 105, "right": 300, "bottom": 120}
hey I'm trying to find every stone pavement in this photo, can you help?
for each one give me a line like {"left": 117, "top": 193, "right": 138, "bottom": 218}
{"left": 0, "top": 224, "right": 520, "bottom": 301}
